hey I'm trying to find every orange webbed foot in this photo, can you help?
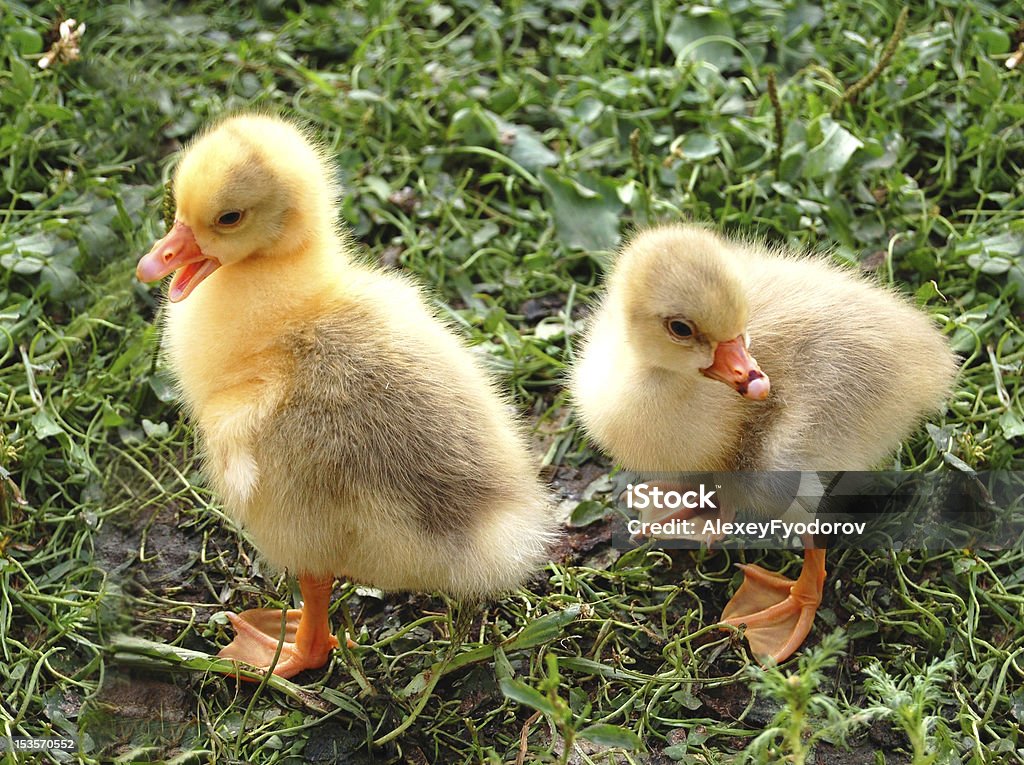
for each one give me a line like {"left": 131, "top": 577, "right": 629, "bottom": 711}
{"left": 216, "top": 575, "right": 347, "bottom": 680}
{"left": 218, "top": 608, "right": 340, "bottom": 679}
{"left": 719, "top": 548, "right": 826, "bottom": 664}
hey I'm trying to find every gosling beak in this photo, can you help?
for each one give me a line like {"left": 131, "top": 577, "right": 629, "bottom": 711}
{"left": 701, "top": 335, "right": 771, "bottom": 401}
{"left": 136, "top": 221, "right": 220, "bottom": 303}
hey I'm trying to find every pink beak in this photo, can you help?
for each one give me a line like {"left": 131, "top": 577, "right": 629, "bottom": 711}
{"left": 701, "top": 335, "right": 771, "bottom": 401}
{"left": 136, "top": 221, "right": 220, "bottom": 302}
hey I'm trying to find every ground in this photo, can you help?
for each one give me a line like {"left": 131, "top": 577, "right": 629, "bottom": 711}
{"left": 2, "top": 1, "right": 1023, "bottom": 763}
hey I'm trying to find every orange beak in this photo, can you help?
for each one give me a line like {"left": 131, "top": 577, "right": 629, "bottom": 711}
{"left": 136, "top": 221, "right": 220, "bottom": 302}
{"left": 701, "top": 335, "right": 771, "bottom": 401}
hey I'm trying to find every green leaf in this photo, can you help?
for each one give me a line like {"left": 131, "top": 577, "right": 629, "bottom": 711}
{"left": 427, "top": 4, "right": 453, "bottom": 26}
{"left": 960, "top": 233, "right": 1023, "bottom": 288}
{"left": 978, "top": 27, "right": 1010, "bottom": 56}
{"left": 100, "top": 402, "right": 127, "bottom": 428}
{"left": 495, "top": 117, "right": 558, "bottom": 172}
{"left": 670, "top": 687, "right": 702, "bottom": 711}
{"left": 803, "top": 119, "right": 862, "bottom": 178}
{"left": 1007, "top": 264, "right": 1024, "bottom": 301}
{"left": 493, "top": 645, "right": 513, "bottom": 682}
{"left": 925, "top": 423, "right": 953, "bottom": 452}
{"left": 506, "top": 128, "right": 558, "bottom": 172}
{"left": 148, "top": 370, "right": 179, "bottom": 403}
{"left": 956, "top": 231, "right": 1022, "bottom": 260}
{"left": 448, "top": 105, "right": 498, "bottom": 147}
{"left": 998, "top": 410, "right": 1024, "bottom": 439}
{"left": 33, "top": 103, "right": 74, "bottom": 122}
{"left": 666, "top": 11, "right": 735, "bottom": 70}
{"left": 399, "top": 663, "right": 437, "bottom": 698}
{"left": 577, "top": 723, "right": 644, "bottom": 750}
{"left": 362, "top": 176, "right": 392, "bottom": 201}
{"left": 1, "top": 253, "right": 44, "bottom": 275}
{"left": 142, "top": 419, "right": 170, "bottom": 439}
{"left": 680, "top": 133, "right": 719, "bottom": 160}
{"left": 966, "top": 254, "right": 1012, "bottom": 275}
{"left": 40, "top": 262, "right": 80, "bottom": 299}
{"left": 539, "top": 170, "right": 623, "bottom": 252}
{"left": 569, "top": 500, "right": 608, "bottom": 528}
{"left": 1011, "top": 689, "right": 1024, "bottom": 725}
{"left": 784, "top": 3, "right": 825, "bottom": 38}
{"left": 846, "top": 618, "right": 880, "bottom": 641}
{"left": 953, "top": 555, "right": 983, "bottom": 576}
{"left": 914, "top": 280, "right": 944, "bottom": 305}
{"left": 9, "top": 56, "right": 33, "bottom": 97}
{"left": 662, "top": 744, "right": 691, "bottom": 760}
{"left": 503, "top": 604, "right": 581, "bottom": 651}
{"left": 31, "top": 410, "right": 64, "bottom": 439}
{"left": 498, "top": 678, "right": 558, "bottom": 717}
{"left": 10, "top": 27, "right": 44, "bottom": 56}
{"left": 78, "top": 219, "right": 118, "bottom": 254}
{"left": 11, "top": 232, "right": 56, "bottom": 258}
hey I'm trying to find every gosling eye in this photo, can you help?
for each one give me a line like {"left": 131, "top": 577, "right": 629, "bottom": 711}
{"left": 664, "top": 318, "right": 695, "bottom": 340}
{"left": 215, "top": 210, "right": 244, "bottom": 227}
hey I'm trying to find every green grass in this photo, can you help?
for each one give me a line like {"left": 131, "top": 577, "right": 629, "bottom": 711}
{"left": 2, "top": 0, "right": 1023, "bottom": 762}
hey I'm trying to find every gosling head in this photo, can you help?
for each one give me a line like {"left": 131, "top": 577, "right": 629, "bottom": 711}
{"left": 136, "top": 113, "right": 337, "bottom": 302}
{"left": 610, "top": 225, "right": 771, "bottom": 401}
